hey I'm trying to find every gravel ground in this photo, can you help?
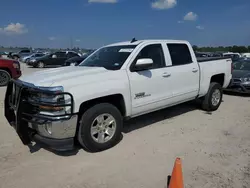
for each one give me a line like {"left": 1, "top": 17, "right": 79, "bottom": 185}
{"left": 0, "top": 64, "right": 249, "bottom": 188}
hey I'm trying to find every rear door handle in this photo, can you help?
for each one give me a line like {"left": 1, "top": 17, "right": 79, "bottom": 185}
{"left": 162, "top": 72, "right": 171, "bottom": 77}
{"left": 192, "top": 68, "right": 198, "bottom": 73}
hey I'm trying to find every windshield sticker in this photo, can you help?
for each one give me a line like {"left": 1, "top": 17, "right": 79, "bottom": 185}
{"left": 119, "top": 48, "right": 134, "bottom": 53}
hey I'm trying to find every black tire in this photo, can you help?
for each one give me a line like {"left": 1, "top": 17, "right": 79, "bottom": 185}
{"left": 201, "top": 82, "right": 223, "bottom": 111}
{"left": 77, "top": 103, "right": 123, "bottom": 152}
{"left": 37, "top": 61, "right": 45, "bottom": 68}
{"left": 0, "top": 70, "right": 11, "bottom": 86}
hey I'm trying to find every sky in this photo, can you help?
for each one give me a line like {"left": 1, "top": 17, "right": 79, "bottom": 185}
{"left": 0, "top": 0, "right": 249, "bottom": 49}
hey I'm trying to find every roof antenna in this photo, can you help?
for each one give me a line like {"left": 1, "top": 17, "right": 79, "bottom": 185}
{"left": 131, "top": 38, "right": 137, "bottom": 43}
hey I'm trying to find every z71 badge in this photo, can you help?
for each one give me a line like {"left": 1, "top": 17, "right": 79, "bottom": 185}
{"left": 134, "top": 92, "right": 151, "bottom": 99}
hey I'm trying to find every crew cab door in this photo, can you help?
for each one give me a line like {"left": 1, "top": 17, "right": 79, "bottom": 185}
{"left": 165, "top": 43, "right": 199, "bottom": 102}
{"left": 127, "top": 43, "right": 173, "bottom": 116}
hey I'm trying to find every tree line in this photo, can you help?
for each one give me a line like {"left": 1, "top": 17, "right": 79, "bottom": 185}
{"left": 1, "top": 45, "right": 250, "bottom": 54}
{"left": 193, "top": 45, "right": 250, "bottom": 53}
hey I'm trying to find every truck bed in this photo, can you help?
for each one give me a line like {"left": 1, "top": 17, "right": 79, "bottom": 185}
{"left": 197, "top": 57, "right": 230, "bottom": 63}
{"left": 198, "top": 57, "right": 232, "bottom": 97}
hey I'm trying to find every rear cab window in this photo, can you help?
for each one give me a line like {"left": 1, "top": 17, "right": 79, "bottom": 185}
{"left": 167, "top": 43, "right": 193, "bottom": 66}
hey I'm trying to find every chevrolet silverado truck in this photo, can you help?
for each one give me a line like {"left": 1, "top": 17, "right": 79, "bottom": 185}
{"left": 5, "top": 39, "right": 232, "bottom": 152}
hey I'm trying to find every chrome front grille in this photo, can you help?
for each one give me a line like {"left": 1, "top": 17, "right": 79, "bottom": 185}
{"left": 10, "top": 82, "right": 21, "bottom": 109}
{"left": 7, "top": 80, "right": 74, "bottom": 124}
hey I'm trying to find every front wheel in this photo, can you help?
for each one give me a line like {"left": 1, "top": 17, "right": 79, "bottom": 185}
{"left": 0, "top": 70, "right": 11, "bottom": 86}
{"left": 201, "top": 82, "right": 223, "bottom": 111}
{"left": 77, "top": 103, "right": 123, "bottom": 152}
{"left": 37, "top": 61, "right": 45, "bottom": 68}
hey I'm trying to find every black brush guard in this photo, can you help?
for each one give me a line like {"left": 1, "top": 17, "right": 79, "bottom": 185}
{"left": 4, "top": 79, "right": 75, "bottom": 145}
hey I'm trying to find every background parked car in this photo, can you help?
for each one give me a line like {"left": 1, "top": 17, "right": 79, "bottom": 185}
{"left": 241, "top": 53, "right": 250, "bottom": 58}
{"left": 225, "top": 59, "right": 250, "bottom": 93}
{"left": 223, "top": 52, "right": 241, "bottom": 61}
{"left": 10, "top": 49, "right": 33, "bottom": 60}
{"left": 20, "top": 53, "right": 45, "bottom": 63}
{"left": 0, "top": 52, "right": 9, "bottom": 58}
{"left": 28, "top": 51, "right": 80, "bottom": 68}
{"left": 195, "top": 52, "right": 209, "bottom": 57}
{"left": 63, "top": 50, "right": 94, "bottom": 66}
{"left": 0, "top": 58, "right": 22, "bottom": 86}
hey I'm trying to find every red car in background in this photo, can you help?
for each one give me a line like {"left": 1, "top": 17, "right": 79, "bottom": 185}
{"left": 0, "top": 58, "right": 22, "bottom": 86}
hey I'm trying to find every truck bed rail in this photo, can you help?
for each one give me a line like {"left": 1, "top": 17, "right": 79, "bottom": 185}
{"left": 197, "top": 57, "right": 231, "bottom": 63}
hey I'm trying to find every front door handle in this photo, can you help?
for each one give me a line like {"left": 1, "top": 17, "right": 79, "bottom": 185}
{"left": 192, "top": 68, "right": 198, "bottom": 73}
{"left": 162, "top": 72, "right": 171, "bottom": 78}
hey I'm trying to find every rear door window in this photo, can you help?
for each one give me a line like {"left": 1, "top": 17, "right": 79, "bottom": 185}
{"left": 167, "top": 44, "right": 193, "bottom": 66}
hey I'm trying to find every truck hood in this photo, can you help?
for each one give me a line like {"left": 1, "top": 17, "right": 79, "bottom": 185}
{"left": 20, "top": 66, "right": 109, "bottom": 87}
{"left": 232, "top": 70, "right": 250, "bottom": 78}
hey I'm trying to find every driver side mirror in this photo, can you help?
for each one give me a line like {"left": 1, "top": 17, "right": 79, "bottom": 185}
{"left": 52, "top": 54, "right": 57, "bottom": 58}
{"left": 132, "top": 58, "right": 153, "bottom": 72}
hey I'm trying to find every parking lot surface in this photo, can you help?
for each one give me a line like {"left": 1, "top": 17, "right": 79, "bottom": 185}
{"left": 0, "top": 64, "right": 249, "bottom": 188}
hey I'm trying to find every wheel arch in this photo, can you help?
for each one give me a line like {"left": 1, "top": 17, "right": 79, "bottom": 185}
{"left": 0, "top": 68, "right": 12, "bottom": 78}
{"left": 210, "top": 73, "right": 225, "bottom": 87}
{"left": 77, "top": 94, "right": 126, "bottom": 119}
{"left": 74, "top": 94, "right": 126, "bottom": 147}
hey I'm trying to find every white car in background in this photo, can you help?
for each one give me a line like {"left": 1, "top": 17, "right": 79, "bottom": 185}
{"left": 241, "top": 53, "right": 250, "bottom": 58}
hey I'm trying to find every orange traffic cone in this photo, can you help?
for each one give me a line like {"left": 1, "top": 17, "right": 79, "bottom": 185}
{"left": 168, "top": 158, "right": 184, "bottom": 188}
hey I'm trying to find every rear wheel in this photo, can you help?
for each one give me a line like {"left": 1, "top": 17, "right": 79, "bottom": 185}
{"left": 0, "top": 70, "right": 11, "bottom": 86}
{"left": 201, "top": 82, "right": 223, "bottom": 111}
{"left": 77, "top": 103, "right": 123, "bottom": 152}
{"left": 37, "top": 61, "right": 45, "bottom": 68}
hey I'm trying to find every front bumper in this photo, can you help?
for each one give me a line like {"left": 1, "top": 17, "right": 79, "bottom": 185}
{"left": 4, "top": 80, "right": 78, "bottom": 151}
{"left": 32, "top": 134, "right": 75, "bottom": 151}
{"left": 27, "top": 61, "right": 36, "bottom": 66}
{"left": 224, "top": 79, "right": 250, "bottom": 94}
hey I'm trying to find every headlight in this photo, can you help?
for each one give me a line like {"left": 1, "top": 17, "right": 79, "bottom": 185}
{"left": 242, "top": 77, "right": 250, "bottom": 82}
{"left": 31, "top": 59, "right": 36, "bottom": 62}
{"left": 29, "top": 86, "right": 65, "bottom": 112}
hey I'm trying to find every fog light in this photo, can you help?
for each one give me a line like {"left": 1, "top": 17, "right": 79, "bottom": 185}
{"left": 45, "top": 123, "right": 52, "bottom": 135}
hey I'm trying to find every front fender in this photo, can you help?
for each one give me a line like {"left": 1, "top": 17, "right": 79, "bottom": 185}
{"left": 69, "top": 80, "right": 132, "bottom": 117}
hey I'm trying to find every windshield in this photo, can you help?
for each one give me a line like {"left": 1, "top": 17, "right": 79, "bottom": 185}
{"left": 233, "top": 61, "right": 250, "bottom": 70}
{"left": 79, "top": 45, "right": 137, "bottom": 70}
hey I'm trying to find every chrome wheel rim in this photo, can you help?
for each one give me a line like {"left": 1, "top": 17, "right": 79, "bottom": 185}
{"left": 90, "top": 113, "right": 116, "bottom": 144}
{"left": 38, "top": 62, "right": 44, "bottom": 68}
{"left": 211, "top": 89, "right": 221, "bottom": 106}
{"left": 0, "top": 72, "right": 9, "bottom": 85}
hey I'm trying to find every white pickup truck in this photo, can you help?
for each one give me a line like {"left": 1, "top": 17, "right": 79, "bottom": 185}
{"left": 5, "top": 39, "right": 232, "bottom": 152}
